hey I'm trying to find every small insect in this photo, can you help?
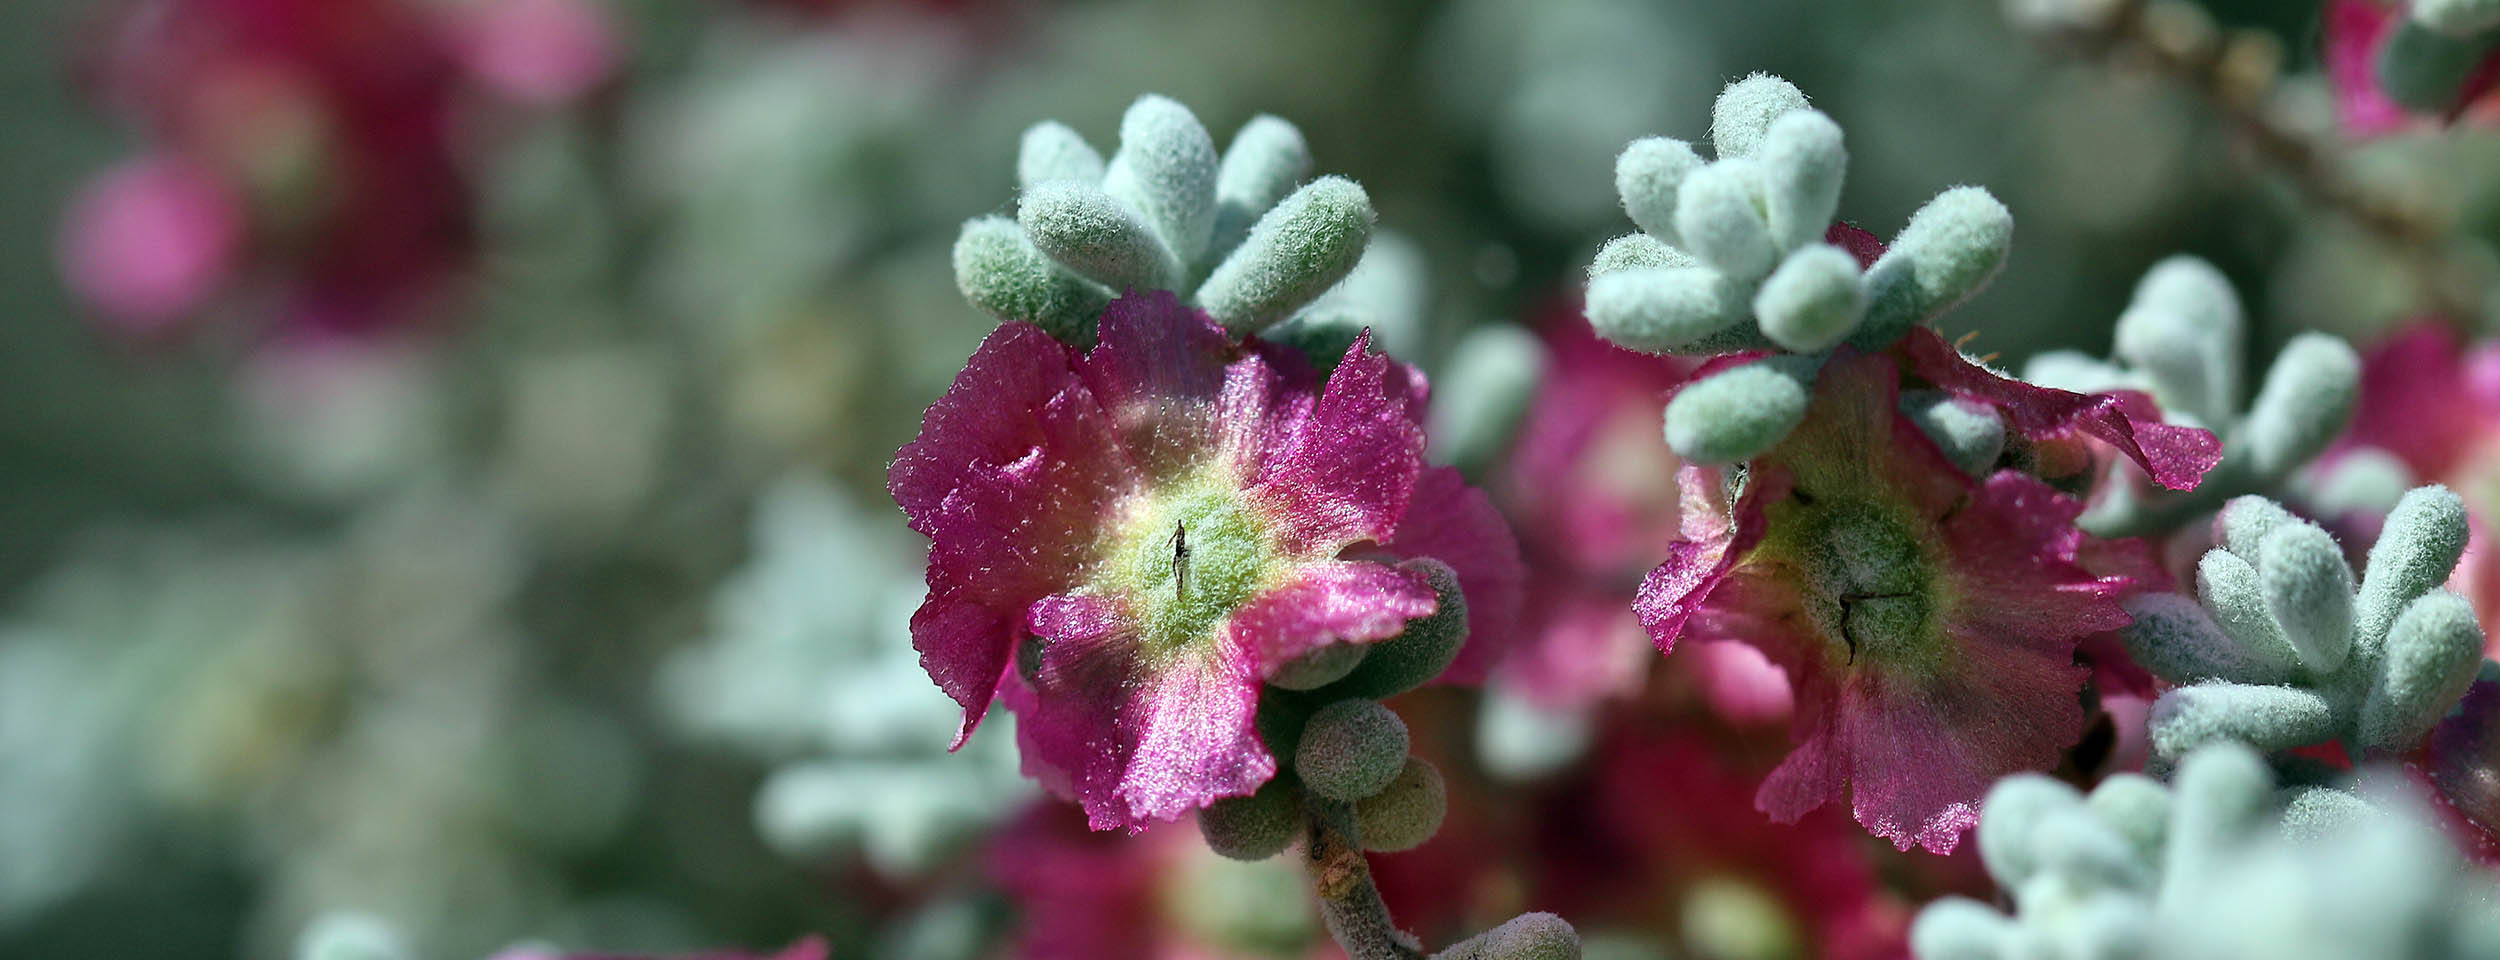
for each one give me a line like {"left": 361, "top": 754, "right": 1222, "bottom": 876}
{"left": 1171, "top": 522, "right": 1190, "bottom": 599}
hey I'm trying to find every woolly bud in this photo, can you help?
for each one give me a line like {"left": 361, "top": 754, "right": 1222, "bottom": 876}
{"left": 1754, "top": 244, "right": 1867, "bottom": 352}
{"left": 2256, "top": 523, "right": 2356, "bottom": 674}
{"left": 1017, "top": 120, "right": 1105, "bottom": 188}
{"left": 2148, "top": 682, "right": 2338, "bottom": 760}
{"left": 1269, "top": 642, "right": 1369, "bottom": 691}
{"left": 1100, "top": 94, "right": 1219, "bottom": 264}
{"left": 2280, "top": 786, "right": 2375, "bottom": 841}
{"left": 2196, "top": 550, "right": 2304, "bottom": 674}
{"left": 1977, "top": 773, "right": 2083, "bottom": 886}
{"left": 1352, "top": 756, "right": 1445, "bottom": 852}
{"left": 2356, "top": 485, "right": 2470, "bottom": 649}
{"left": 1588, "top": 232, "right": 1695, "bottom": 281}
{"left": 1616, "top": 137, "right": 1704, "bottom": 247}
{"left": 1430, "top": 325, "right": 1548, "bottom": 475}
{"left": 2115, "top": 256, "right": 2242, "bottom": 425}
{"left": 2240, "top": 334, "right": 2360, "bottom": 480}
{"left": 1208, "top": 115, "right": 1313, "bottom": 266}
{"left": 1901, "top": 390, "right": 2005, "bottom": 479}
{"left": 1019, "top": 180, "right": 1179, "bottom": 295}
{"left": 1710, "top": 73, "right": 1811, "bottom": 159}
{"left": 2375, "top": 19, "right": 2500, "bottom": 111}
{"left": 1856, "top": 187, "right": 2012, "bottom": 348}
{"left": 1328, "top": 559, "right": 1468, "bottom": 700}
{"left": 2086, "top": 773, "right": 2171, "bottom": 866}
{"left": 2415, "top": 0, "right": 2500, "bottom": 34}
{"left": 2034, "top": 805, "right": 2152, "bottom": 891}
{"left": 1196, "top": 176, "right": 1374, "bottom": 336}
{"left": 1910, "top": 898, "right": 2014, "bottom": 960}
{"left": 2160, "top": 743, "right": 2273, "bottom": 911}
{"left": 1198, "top": 777, "right": 1302, "bottom": 860}
{"left": 1434, "top": 912, "right": 1581, "bottom": 960}
{"left": 953, "top": 216, "right": 1111, "bottom": 343}
{"left": 1663, "top": 355, "right": 1817, "bottom": 464}
{"left": 2360, "top": 590, "right": 2484, "bottom": 750}
{"left": 2119, "top": 592, "right": 2295, "bottom": 686}
{"left": 2217, "top": 495, "right": 2298, "bottom": 561}
{"left": 1294, "top": 699, "right": 1409, "bottom": 801}
{"left": 1674, "top": 161, "right": 1779, "bottom": 281}
{"left": 1584, "top": 266, "right": 1747, "bottom": 353}
{"left": 1759, "top": 110, "right": 1847, "bottom": 251}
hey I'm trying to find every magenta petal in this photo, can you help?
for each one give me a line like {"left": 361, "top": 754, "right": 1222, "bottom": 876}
{"left": 1381, "top": 466, "right": 1526, "bottom": 684}
{"left": 1898, "top": 326, "right": 2221, "bottom": 491}
{"left": 1839, "top": 641, "right": 2087, "bottom": 854}
{"left": 1012, "top": 593, "right": 1271, "bottom": 832}
{"left": 891, "top": 323, "right": 1136, "bottom": 744}
{"left": 1229, "top": 560, "right": 1437, "bottom": 673}
{"left": 1249, "top": 331, "right": 1427, "bottom": 554}
{"left": 1634, "top": 464, "right": 1777, "bottom": 655}
{"left": 1082, "top": 293, "right": 1240, "bottom": 480}
{"left": 1824, "top": 221, "right": 1887, "bottom": 268}
{"left": 2325, "top": 0, "right": 2419, "bottom": 138}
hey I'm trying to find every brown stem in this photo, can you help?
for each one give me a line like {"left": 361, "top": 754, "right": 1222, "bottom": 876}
{"left": 1305, "top": 803, "right": 1426, "bottom": 960}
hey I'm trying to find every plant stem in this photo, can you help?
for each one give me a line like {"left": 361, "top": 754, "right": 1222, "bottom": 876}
{"left": 1305, "top": 802, "right": 1426, "bottom": 960}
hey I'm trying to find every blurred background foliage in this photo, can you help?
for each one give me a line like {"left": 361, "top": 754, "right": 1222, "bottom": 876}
{"left": 1, "top": 0, "right": 2495, "bottom": 958}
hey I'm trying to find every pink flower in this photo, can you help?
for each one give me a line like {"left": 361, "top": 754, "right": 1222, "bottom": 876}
{"left": 1633, "top": 344, "right": 2160, "bottom": 853}
{"left": 443, "top": 0, "right": 621, "bottom": 106}
{"left": 2325, "top": 0, "right": 2500, "bottom": 138}
{"left": 57, "top": 154, "right": 243, "bottom": 335}
{"left": 890, "top": 293, "right": 1521, "bottom": 832}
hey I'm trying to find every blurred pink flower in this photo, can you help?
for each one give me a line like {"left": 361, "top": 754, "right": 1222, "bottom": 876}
{"left": 2324, "top": 0, "right": 2500, "bottom": 137}
{"left": 986, "top": 802, "right": 1336, "bottom": 960}
{"left": 2336, "top": 321, "right": 2500, "bottom": 652}
{"left": 57, "top": 154, "right": 243, "bottom": 334}
{"left": 65, "top": 0, "right": 621, "bottom": 335}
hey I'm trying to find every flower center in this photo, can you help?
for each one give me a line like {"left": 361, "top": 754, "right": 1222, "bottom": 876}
{"left": 1763, "top": 495, "right": 1942, "bottom": 668}
{"left": 1103, "top": 467, "right": 1280, "bottom": 657}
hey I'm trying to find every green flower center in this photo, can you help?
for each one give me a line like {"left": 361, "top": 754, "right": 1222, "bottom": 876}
{"left": 1759, "top": 494, "right": 1943, "bottom": 669}
{"left": 1100, "top": 466, "right": 1283, "bottom": 658}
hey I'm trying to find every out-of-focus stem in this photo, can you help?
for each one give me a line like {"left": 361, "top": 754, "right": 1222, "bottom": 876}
{"left": 2038, "top": 0, "right": 2477, "bottom": 317}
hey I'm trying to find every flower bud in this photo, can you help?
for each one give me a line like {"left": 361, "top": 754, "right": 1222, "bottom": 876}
{"left": 1198, "top": 777, "right": 1302, "bottom": 861}
{"left": 1294, "top": 698, "right": 1409, "bottom": 801}
{"left": 1352, "top": 756, "right": 1445, "bottom": 852}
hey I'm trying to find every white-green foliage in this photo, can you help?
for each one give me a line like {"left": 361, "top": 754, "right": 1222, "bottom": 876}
{"left": 1587, "top": 73, "right": 2016, "bottom": 464}
{"left": 2026, "top": 256, "right": 2360, "bottom": 537}
{"left": 1913, "top": 744, "right": 2500, "bottom": 960}
{"left": 1429, "top": 324, "right": 1551, "bottom": 476}
{"left": 2116, "top": 488, "right": 2486, "bottom": 765}
{"left": 955, "top": 95, "right": 1385, "bottom": 342}
{"left": 659, "top": 474, "right": 1029, "bottom": 877}
{"left": 1902, "top": 390, "right": 2009, "bottom": 479}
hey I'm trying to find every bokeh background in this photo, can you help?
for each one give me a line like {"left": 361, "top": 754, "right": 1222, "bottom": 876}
{"left": 2, "top": 0, "right": 2496, "bottom": 958}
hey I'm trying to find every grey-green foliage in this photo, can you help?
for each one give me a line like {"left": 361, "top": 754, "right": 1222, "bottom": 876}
{"left": 1585, "top": 73, "right": 2015, "bottom": 464}
{"left": 2115, "top": 488, "right": 2485, "bottom": 765}
{"left": 1912, "top": 744, "right": 2500, "bottom": 960}
{"left": 954, "top": 95, "right": 1383, "bottom": 344}
{"left": 2024, "top": 256, "right": 2361, "bottom": 537}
